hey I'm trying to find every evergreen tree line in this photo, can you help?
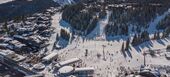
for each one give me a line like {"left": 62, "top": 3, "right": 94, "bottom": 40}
{"left": 131, "top": 30, "right": 169, "bottom": 46}
{"left": 157, "top": 14, "right": 170, "bottom": 30}
{"left": 131, "top": 31, "right": 150, "bottom": 46}
{"left": 62, "top": 3, "right": 107, "bottom": 35}
{"left": 105, "top": 5, "right": 168, "bottom": 36}
{"left": 156, "top": 14, "right": 170, "bottom": 38}
{"left": 62, "top": 3, "right": 93, "bottom": 34}
{"left": 103, "top": 0, "right": 170, "bottom": 4}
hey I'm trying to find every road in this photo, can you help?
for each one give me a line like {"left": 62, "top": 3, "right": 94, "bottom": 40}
{"left": 47, "top": 13, "right": 62, "bottom": 53}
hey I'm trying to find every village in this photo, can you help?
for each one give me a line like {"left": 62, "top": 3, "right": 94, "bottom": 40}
{"left": 0, "top": 0, "right": 170, "bottom": 77}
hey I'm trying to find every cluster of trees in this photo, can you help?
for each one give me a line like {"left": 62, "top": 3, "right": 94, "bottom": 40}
{"left": 62, "top": 3, "right": 108, "bottom": 35}
{"left": 81, "top": 0, "right": 170, "bottom": 3}
{"left": 156, "top": 15, "right": 170, "bottom": 38}
{"left": 1, "top": 21, "right": 17, "bottom": 36}
{"left": 121, "top": 38, "right": 130, "bottom": 52}
{"left": 131, "top": 31, "right": 150, "bottom": 46}
{"left": 62, "top": 0, "right": 170, "bottom": 44}
{"left": 62, "top": 0, "right": 169, "bottom": 36}
{"left": 157, "top": 15, "right": 170, "bottom": 30}
{"left": 105, "top": 5, "right": 167, "bottom": 36}
{"left": 103, "top": 0, "right": 170, "bottom": 4}
{"left": 1, "top": 21, "right": 9, "bottom": 34}
{"left": 60, "top": 29, "right": 70, "bottom": 40}
{"left": 131, "top": 30, "right": 169, "bottom": 46}
{"left": 62, "top": 3, "right": 95, "bottom": 35}
{"left": 98, "top": 10, "right": 107, "bottom": 19}
{"left": 105, "top": 22, "right": 128, "bottom": 36}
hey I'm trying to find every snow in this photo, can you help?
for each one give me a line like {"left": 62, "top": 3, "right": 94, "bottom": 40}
{"left": 58, "top": 66, "right": 74, "bottom": 74}
{"left": 165, "top": 52, "right": 170, "bottom": 57}
{"left": 87, "top": 11, "right": 111, "bottom": 39}
{"left": 53, "top": 0, "right": 77, "bottom": 6}
{"left": 53, "top": 36, "right": 170, "bottom": 77}
{"left": 0, "top": 0, "right": 12, "bottom": 4}
{"left": 56, "top": 58, "right": 81, "bottom": 68}
{"left": 74, "top": 67, "right": 94, "bottom": 72}
{"left": 147, "top": 8, "right": 170, "bottom": 34}
{"left": 47, "top": 12, "right": 170, "bottom": 76}
{"left": 42, "top": 52, "right": 58, "bottom": 62}
{"left": 33, "top": 6, "right": 170, "bottom": 77}
{"left": 47, "top": 13, "right": 62, "bottom": 52}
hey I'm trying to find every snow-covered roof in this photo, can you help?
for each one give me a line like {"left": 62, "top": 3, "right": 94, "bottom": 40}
{"left": 58, "top": 66, "right": 74, "bottom": 74}
{"left": 42, "top": 52, "right": 58, "bottom": 61}
{"left": 0, "top": 43, "right": 8, "bottom": 47}
{"left": 0, "top": 51, "right": 8, "bottom": 56}
{"left": 74, "top": 67, "right": 94, "bottom": 72}
{"left": 0, "top": 50, "right": 26, "bottom": 62}
{"left": 33, "top": 63, "right": 45, "bottom": 70}
{"left": 0, "top": 50, "right": 14, "bottom": 56}
{"left": 55, "top": 58, "right": 81, "bottom": 67}
{"left": 165, "top": 52, "right": 170, "bottom": 58}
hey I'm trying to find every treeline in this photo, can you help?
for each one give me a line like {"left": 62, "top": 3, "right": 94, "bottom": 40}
{"left": 157, "top": 14, "right": 170, "bottom": 30}
{"left": 103, "top": 0, "right": 170, "bottom": 4}
{"left": 157, "top": 14, "right": 170, "bottom": 38}
{"left": 131, "top": 31, "right": 150, "bottom": 46}
{"left": 62, "top": 3, "right": 103, "bottom": 35}
{"left": 105, "top": 5, "right": 168, "bottom": 36}
{"left": 131, "top": 30, "right": 169, "bottom": 46}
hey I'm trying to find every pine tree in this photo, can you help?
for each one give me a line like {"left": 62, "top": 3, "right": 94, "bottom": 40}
{"left": 165, "top": 27, "right": 170, "bottom": 37}
{"left": 162, "top": 31, "right": 166, "bottom": 38}
{"left": 121, "top": 42, "right": 125, "bottom": 52}
{"left": 132, "top": 34, "right": 138, "bottom": 46}
{"left": 125, "top": 38, "right": 130, "bottom": 51}
{"left": 153, "top": 32, "right": 157, "bottom": 40}
{"left": 3, "top": 21, "right": 9, "bottom": 34}
{"left": 157, "top": 31, "right": 160, "bottom": 39}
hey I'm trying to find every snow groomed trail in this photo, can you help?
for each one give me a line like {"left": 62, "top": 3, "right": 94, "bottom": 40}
{"left": 148, "top": 8, "right": 170, "bottom": 33}
{"left": 47, "top": 13, "right": 62, "bottom": 53}
{"left": 87, "top": 11, "right": 111, "bottom": 40}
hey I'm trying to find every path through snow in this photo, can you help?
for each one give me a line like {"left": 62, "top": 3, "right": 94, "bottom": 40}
{"left": 87, "top": 11, "right": 111, "bottom": 39}
{"left": 47, "top": 13, "right": 62, "bottom": 53}
{"left": 148, "top": 8, "right": 170, "bottom": 33}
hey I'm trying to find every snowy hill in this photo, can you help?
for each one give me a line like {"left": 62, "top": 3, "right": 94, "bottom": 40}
{"left": 53, "top": 0, "right": 80, "bottom": 6}
{"left": 0, "top": 0, "right": 12, "bottom": 4}
{"left": 0, "top": 0, "right": 170, "bottom": 77}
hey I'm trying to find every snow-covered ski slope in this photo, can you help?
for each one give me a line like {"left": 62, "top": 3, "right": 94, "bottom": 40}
{"left": 53, "top": 0, "right": 79, "bottom": 6}
{"left": 0, "top": 0, "right": 12, "bottom": 4}
{"left": 56, "top": 36, "right": 170, "bottom": 77}
{"left": 148, "top": 8, "right": 170, "bottom": 34}
{"left": 49, "top": 7, "right": 170, "bottom": 76}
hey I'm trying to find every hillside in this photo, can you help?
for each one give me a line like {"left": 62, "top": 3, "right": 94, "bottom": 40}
{"left": 0, "top": 0, "right": 170, "bottom": 77}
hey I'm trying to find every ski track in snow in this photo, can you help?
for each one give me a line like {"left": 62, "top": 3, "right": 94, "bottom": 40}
{"left": 46, "top": 6, "right": 170, "bottom": 77}
{"left": 148, "top": 8, "right": 170, "bottom": 34}
{"left": 87, "top": 11, "right": 111, "bottom": 39}
{"left": 47, "top": 13, "right": 62, "bottom": 53}
{"left": 56, "top": 36, "right": 170, "bottom": 77}
{"left": 53, "top": 0, "right": 76, "bottom": 6}
{"left": 49, "top": 11, "right": 170, "bottom": 76}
